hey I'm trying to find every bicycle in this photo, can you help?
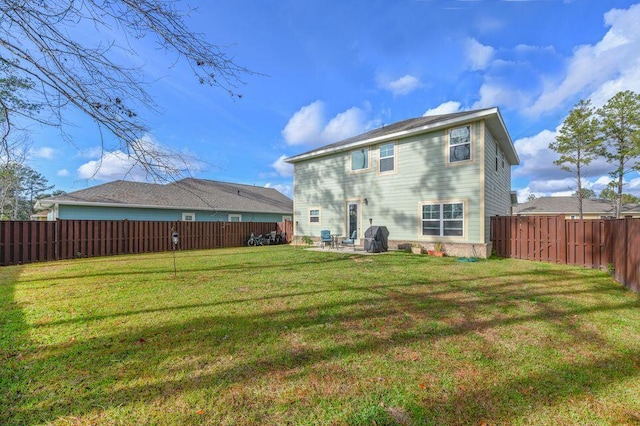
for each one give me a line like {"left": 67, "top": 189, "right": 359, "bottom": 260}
{"left": 247, "top": 232, "right": 265, "bottom": 246}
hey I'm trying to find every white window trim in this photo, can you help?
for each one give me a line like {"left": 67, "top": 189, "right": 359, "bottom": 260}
{"left": 228, "top": 214, "right": 242, "bottom": 222}
{"left": 378, "top": 142, "right": 397, "bottom": 175}
{"left": 349, "top": 147, "right": 370, "bottom": 173}
{"left": 182, "top": 212, "right": 195, "bottom": 222}
{"left": 447, "top": 124, "right": 473, "bottom": 166}
{"left": 419, "top": 201, "right": 466, "bottom": 239}
{"left": 308, "top": 207, "right": 321, "bottom": 225}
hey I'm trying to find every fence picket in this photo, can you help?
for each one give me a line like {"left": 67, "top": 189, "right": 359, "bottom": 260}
{"left": 0, "top": 219, "right": 293, "bottom": 267}
{"left": 491, "top": 215, "right": 639, "bottom": 293}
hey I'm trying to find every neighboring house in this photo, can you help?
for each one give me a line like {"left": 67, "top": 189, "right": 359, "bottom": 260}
{"left": 285, "top": 107, "right": 519, "bottom": 258}
{"left": 34, "top": 178, "right": 293, "bottom": 222}
{"left": 29, "top": 211, "right": 50, "bottom": 221}
{"left": 513, "top": 196, "right": 640, "bottom": 219}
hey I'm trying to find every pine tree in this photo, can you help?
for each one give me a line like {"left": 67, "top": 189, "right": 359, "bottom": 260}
{"left": 549, "top": 99, "right": 601, "bottom": 219}
{"left": 597, "top": 91, "right": 640, "bottom": 218}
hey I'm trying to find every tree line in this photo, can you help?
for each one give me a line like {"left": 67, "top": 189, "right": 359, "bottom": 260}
{"left": 549, "top": 90, "right": 640, "bottom": 219}
{"left": 0, "top": 161, "right": 60, "bottom": 220}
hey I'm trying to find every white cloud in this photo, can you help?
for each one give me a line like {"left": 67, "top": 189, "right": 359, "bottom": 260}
{"left": 77, "top": 150, "right": 148, "bottom": 181}
{"left": 526, "top": 3, "right": 640, "bottom": 115}
{"left": 57, "top": 169, "right": 70, "bottom": 177}
{"left": 379, "top": 75, "right": 422, "bottom": 96}
{"left": 77, "top": 135, "right": 201, "bottom": 181}
{"left": 628, "top": 178, "right": 640, "bottom": 198}
{"left": 271, "top": 154, "right": 293, "bottom": 177}
{"left": 423, "top": 101, "right": 462, "bottom": 116}
{"left": 516, "top": 187, "right": 530, "bottom": 203}
{"left": 464, "top": 38, "right": 496, "bottom": 71}
{"left": 281, "top": 100, "right": 325, "bottom": 146}
{"left": 471, "top": 5, "right": 640, "bottom": 113}
{"left": 594, "top": 175, "right": 613, "bottom": 187}
{"left": 513, "top": 129, "right": 557, "bottom": 161}
{"left": 30, "top": 147, "right": 55, "bottom": 159}
{"left": 264, "top": 183, "right": 293, "bottom": 199}
{"left": 282, "top": 101, "right": 373, "bottom": 147}
{"left": 321, "top": 107, "right": 369, "bottom": 142}
{"left": 529, "top": 177, "right": 576, "bottom": 193}
{"left": 473, "top": 77, "right": 531, "bottom": 110}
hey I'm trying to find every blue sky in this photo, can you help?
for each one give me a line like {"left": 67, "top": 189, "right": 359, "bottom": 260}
{"left": 23, "top": 0, "right": 640, "bottom": 201}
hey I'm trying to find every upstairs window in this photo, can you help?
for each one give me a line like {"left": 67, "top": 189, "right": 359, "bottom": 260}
{"left": 449, "top": 125, "right": 471, "bottom": 163}
{"left": 182, "top": 212, "right": 195, "bottom": 221}
{"left": 228, "top": 214, "right": 242, "bottom": 222}
{"left": 351, "top": 148, "right": 369, "bottom": 171}
{"left": 379, "top": 143, "right": 395, "bottom": 173}
{"left": 421, "top": 202, "right": 464, "bottom": 237}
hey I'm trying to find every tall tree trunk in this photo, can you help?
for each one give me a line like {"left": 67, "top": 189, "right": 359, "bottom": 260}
{"left": 576, "top": 163, "right": 583, "bottom": 219}
{"left": 617, "top": 172, "right": 624, "bottom": 219}
{"left": 13, "top": 191, "right": 19, "bottom": 220}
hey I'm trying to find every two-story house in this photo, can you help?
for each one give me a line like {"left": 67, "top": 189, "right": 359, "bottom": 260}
{"left": 285, "top": 107, "right": 519, "bottom": 257}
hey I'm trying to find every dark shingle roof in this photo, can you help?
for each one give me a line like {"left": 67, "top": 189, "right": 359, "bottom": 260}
{"left": 38, "top": 178, "right": 293, "bottom": 214}
{"left": 513, "top": 196, "right": 640, "bottom": 215}
{"left": 297, "top": 110, "right": 479, "bottom": 155}
{"left": 285, "top": 107, "right": 519, "bottom": 164}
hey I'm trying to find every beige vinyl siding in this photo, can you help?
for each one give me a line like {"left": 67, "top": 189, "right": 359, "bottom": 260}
{"left": 293, "top": 121, "right": 486, "bottom": 243}
{"left": 483, "top": 126, "right": 513, "bottom": 243}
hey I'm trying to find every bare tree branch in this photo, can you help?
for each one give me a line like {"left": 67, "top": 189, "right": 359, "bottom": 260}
{"left": 0, "top": 0, "right": 257, "bottom": 181}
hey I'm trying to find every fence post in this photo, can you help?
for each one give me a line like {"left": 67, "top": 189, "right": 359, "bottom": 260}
{"left": 622, "top": 216, "right": 630, "bottom": 287}
{"left": 556, "top": 215, "right": 567, "bottom": 264}
{"left": 53, "top": 219, "right": 59, "bottom": 261}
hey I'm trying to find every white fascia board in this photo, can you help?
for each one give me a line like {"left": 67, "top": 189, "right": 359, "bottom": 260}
{"left": 285, "top": 108, "right": 501, "bottom": 163}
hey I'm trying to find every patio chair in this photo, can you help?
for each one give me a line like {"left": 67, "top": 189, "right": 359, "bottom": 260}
{"left": 342, "top": 230, "right": 357, "bottom": 250}
{"left": 320, "top": 229, "right": 332, "bottom": 249}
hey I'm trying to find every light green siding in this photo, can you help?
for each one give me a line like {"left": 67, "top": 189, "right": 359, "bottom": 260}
{"left": 293, "top": 121, "right": 489, "bottom": 244}
{"left": 57, "top": 205, "right": 285, "bottom": 222}
{"left": 483, "top": 127, "right": 513, "bottom": 242}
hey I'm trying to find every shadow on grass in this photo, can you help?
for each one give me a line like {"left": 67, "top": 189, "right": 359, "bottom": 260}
{"left": 14, "top": 246, "right": 355, "bottom": 285}
{"left": 0, "top": 265, "right": 29, "bottom": 424}
{"left": 10, "top": 292, "right": 640, "bottom": 423}
{"left": 4, "top": 249, "right": 640, "bottom": 424}
{"left": 32, "top": 258, "right": 621, "bottom": 331}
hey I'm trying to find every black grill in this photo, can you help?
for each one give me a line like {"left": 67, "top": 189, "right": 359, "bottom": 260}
{"left": 363, "top": 226, "right": 389, "bottom": 253}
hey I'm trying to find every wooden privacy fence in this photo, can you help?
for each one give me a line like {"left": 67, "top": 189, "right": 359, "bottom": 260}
{"left": 0, "top": 219, "right": 293, "bottom": 267}
{"left": 491, "top": 215, "right": 639, "bottom": 293}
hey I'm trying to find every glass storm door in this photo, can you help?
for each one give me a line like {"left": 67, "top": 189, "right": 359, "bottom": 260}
{"left": 347, "top": 201, "right": 359, "bottom": 241}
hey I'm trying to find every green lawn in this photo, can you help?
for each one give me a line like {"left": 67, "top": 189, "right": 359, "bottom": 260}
{"left": 1, "top": 245, "right": 639, "bottom": 425}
